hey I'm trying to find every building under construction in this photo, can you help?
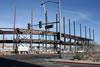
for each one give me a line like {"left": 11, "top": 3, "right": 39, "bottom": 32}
{"left": 0, "top": 8, "right": 96, "bottom": 56}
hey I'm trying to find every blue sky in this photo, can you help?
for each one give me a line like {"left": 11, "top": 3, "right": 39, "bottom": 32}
{"left": 0, "top": 0, "right": 100, "bottom": 44}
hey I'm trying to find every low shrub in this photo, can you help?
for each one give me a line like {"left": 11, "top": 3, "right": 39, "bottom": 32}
{"left": 73, "top": 54, "right": 82, "bottom": 60}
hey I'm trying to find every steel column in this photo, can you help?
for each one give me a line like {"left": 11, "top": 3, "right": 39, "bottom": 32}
{"left": 13, "top": 7, "right": 16, "bottom": 49}
{"left": 63, "top": 16, "right": 66, "bottom": 49}
{"left": 38, "top": 34, "right": 40, "bottom": 50}
{"left": 85, "top": 26, "right": 87, "bottom": 38}
{"left": 45, "top": 10, "right": 48, "bottom": 51}
{"left": 54, "top": 14, "right": 57, "bottom": 50}
{"left": 89, "top": 28, "right": 91, "bottom": 39}
{"left": 80, "top": 24, "right": 83, "bottom": 45}
{"left": 93, "top": 29, "right": 95, "bottom": 41}
{"left": 30, "top": 8, "right": 33, "bottom": 49}
{"left": 73, "top": 21, "right": 76, "bottom": 52}
{"left": 85, "top": 25, "right": 88, "bottom": 45}
{"left": 2, "top": 34, "right": 5, "bottom": 49}
{"left": 69, "top": 19, "right": 71, "bottom": 51}
{"left": 56, "top": 14, "right": 58, "bottom": 33}
{"left": 80, "top": 24, "right": 82, "bottom": 37}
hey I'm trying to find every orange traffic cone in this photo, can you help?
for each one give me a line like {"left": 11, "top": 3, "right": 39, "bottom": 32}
{"left": 32, "top": 50, "right": 34, "bottom": 54}
{"left": 72, "top": 50, "right": 74, "bottom": 54}
{"left": 30, "top": 51, "right": 32, "bottom": 54}
{"left": 18, "top": 51, "right": 21, "bottom": 55}
{"left": 49, "top": 50, "right": 51, "bottom": 54}
{"left": 38, "top": 50, "right": 40, "bottom": 54}
{"left": 3, "top": 50, "right": 6, "bottom": 56}
{"left": 55, "top": 50, "right": 57, "bottom": 54}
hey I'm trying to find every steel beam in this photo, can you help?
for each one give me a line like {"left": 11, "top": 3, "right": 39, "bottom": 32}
{"left": 0, "top": 39, "right": 82, "bottom": 45}
{"left": 0, "top": 30, "right": 92, "bottom": 41}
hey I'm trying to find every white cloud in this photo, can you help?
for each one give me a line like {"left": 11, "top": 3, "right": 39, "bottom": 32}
{"left": 62, "top": 10, "right": 100, "bottom": 24}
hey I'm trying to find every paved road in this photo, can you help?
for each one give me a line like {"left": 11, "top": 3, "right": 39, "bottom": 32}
{"left": 0, "top": 54, "right": 99, "bottom": 67}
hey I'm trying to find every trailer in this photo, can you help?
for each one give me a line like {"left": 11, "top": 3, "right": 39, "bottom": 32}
{"left": 17, "top": 46, "right": 29, "bottom": 54}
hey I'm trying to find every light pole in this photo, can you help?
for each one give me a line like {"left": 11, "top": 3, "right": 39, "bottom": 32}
{"left": 58, "top": 0, "right": 62, "bottom": 58}
{"left": 41, "top": 0, "right": 62, "bottom": 58}
{"left": 41, "top": 3, "right": 48, "bottom": 52}
{"left": 41, "top": 3, "right": 47, "bottom": 15}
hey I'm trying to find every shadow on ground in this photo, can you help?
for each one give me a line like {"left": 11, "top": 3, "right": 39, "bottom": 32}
{"left": 0, "top": 57, "right": 43, "bottom": 67}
